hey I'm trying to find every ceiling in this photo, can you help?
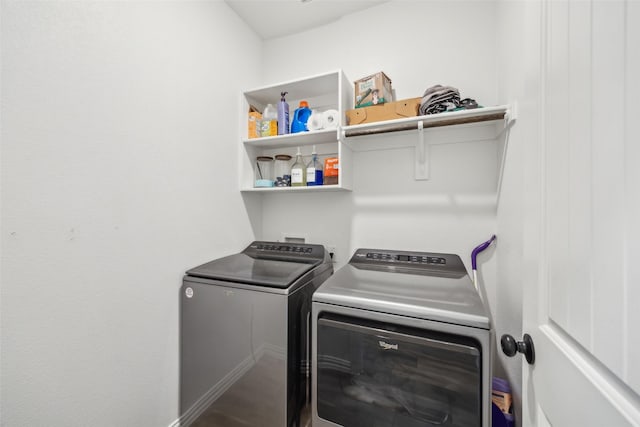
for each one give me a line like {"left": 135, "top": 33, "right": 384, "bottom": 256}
{"left": 224, "top": 0, "right": 390, "bottom": 40}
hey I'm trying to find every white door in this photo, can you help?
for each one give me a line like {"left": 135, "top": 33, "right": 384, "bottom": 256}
{"left": 520, "top": 0, "right": 640, "bottom": 425}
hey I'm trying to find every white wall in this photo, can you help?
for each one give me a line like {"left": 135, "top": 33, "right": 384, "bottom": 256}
{"left": 0, "top": 2, "right": 543, "bottom": 426}
{"left": 260, "top": 0, "right": 499, "bottom": 263}
{"left": 257, "top": 0, "right": 516, "bottom": 415}
{"left": 257, "top": 0, "right": 529, "bottom": 421}
{"left": 0, "top": 2, "right": 261, "bottom": 426}
{"left": 493, "top": 0, "right": 543, "bottom": 421}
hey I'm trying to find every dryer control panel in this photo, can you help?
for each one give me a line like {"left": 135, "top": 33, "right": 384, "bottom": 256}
{"left": 349, "top": 248, "right": 467, "bottom": 277}
{"left": 365, "top": 252, "right": 447, "bottom": 265}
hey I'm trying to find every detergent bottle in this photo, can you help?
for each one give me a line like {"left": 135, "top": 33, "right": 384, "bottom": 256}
{"left": 278, "top": 92, "right": 290, "bottom": 135}
{"left": 290, "top": 101, "right": 312, "bottom": 133}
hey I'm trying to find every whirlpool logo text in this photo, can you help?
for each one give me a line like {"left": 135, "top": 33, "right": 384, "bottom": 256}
{"left": 378, "top": 341, "right": 398, "bottom": 350}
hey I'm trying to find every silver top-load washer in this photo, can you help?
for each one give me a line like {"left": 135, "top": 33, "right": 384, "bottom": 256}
{"left": 312, "top": 248, "right": 492, "bottom": 427}
{"left": 181, "top": 241, "right": 332, "bottom": 427}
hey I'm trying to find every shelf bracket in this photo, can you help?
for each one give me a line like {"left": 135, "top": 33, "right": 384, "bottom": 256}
{"left": 415, "top": 120, "right": 429, "bottom": 180}
{"left": 496, "top": 101, "right": 517, "bottom": 205}
{"left": 504, "top": 101, "right": 518, "bottom": 127}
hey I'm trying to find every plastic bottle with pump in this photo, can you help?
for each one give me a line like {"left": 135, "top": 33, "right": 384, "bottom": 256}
{"left": 278, "top": 92, "right": 290, "bottom": 135}
{"left": 306, "top": 145, "right": 323, "bottom": 186}
{"left": 290, "top": 147, "right": 307, "bottom": 187}
{"left": 291, "top": 101, "right": 312, "bottom": 133}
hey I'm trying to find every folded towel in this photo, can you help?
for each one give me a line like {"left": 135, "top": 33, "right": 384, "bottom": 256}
{"left": 420, "top": 84, "right": 461, "bottom": 115}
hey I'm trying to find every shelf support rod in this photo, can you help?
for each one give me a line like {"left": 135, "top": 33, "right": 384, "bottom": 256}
{"left": 415, "top": 120, "right": 429, "bottom": 180}
{"left": 496, "top": 101, "right": 518, "bottom": 205}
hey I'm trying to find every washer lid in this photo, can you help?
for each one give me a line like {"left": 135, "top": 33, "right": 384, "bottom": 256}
{"left": 186, "top": 241, "right": 327, "bottom": 289}
{"left": 313, "top": 250, "right": 490, "bottom": 329}
{"left": 187, "top": 253, "right": 319, "bottom": 288}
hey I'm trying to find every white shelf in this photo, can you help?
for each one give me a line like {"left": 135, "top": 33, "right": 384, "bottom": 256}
{"left": 240, "top": 184, "right": 350, "bottom": 193}
{"left": 340, "top": 104, "right": 515, "bottom": 184}
{"left": 341, "top": 105, "right": 510, "bottom": 146}
{"left": 239, "top": 70, "right": 353, "bottom": 193}
{"left": 242, "top": 70, "right": 345, "bottom": 110}
{"left": 238, "top": 69, "right": 515, "bottom": 195}
{"left": 243, "top": 129, "right": 338, "bottom": 149}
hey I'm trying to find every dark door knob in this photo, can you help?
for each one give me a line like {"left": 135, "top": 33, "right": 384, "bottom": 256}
{"left": 501, "top": 333, "right": 535, "bottom": 365}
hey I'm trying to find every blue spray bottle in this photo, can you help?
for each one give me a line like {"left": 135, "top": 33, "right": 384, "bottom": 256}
{"left": 278, "top": 91, "right": 290, "bottom": 135}
{"left": 306, "top": 145, "right": 323, "bottom": 186}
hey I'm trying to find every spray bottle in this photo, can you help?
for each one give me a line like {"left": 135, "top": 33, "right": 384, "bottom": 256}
{"left": 290, "top": 147, "right": 306, "bottom": 187}
{"left": 278, "top": 91, "right": 290, "bottom": 135}
{"left": 306, "top": 145, "right": 323, "bottom": 186}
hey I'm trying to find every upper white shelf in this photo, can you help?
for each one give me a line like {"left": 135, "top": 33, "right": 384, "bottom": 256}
{"left": 341, "top": 105, "right": 511, "bottom": 150}
{"left": 243, "top": 70, "right": 344, "bottom": 108}
{"left": 338, "top": 104, "right": 515, "bottom": 184}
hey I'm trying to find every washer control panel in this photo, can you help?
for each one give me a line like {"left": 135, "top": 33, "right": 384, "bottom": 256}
{"left": 254, "top": 243, "right": 313, "bottom": 254}
{"left": 245, "top": 241, "right": 326, "bottom": 260}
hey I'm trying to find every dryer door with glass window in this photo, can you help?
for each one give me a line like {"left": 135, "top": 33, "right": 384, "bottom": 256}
{"left": 316, "top": 313, "right": 483, "bottom": 427}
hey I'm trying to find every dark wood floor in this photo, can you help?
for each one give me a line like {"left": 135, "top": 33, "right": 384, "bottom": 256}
{"left": 190, "top": 353, "right": 311, "bottom": 427}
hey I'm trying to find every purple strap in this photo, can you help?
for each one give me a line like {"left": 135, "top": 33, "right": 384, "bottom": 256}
{"left": 471, "top": 235, "right": 496, "bottom": 270}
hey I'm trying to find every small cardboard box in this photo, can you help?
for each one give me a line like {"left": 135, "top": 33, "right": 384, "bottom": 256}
{"left": 346, "top": 97, "right": 422, "bottom": 125}
{"left": 247, "top": 107, "right": 262, "bottom": 139}
{"left": 324, "top": 157, "right": 339, "bottom": 185}
{"left": 354, "top": 72, "right": 393, "bottom": 108}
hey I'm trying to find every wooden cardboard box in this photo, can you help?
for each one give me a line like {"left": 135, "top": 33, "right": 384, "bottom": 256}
{"left": 346, "top": 97, "right": 422, "bottom": 125}
{"left": 354, "top": 71, "right": 393, "bottom": 108}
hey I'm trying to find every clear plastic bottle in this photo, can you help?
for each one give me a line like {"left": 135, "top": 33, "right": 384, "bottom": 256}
{"left": 262, "top": 103, "right": 278, "bottom": 137}
{"left": 290, "top": 147, "right": 307, "bottom": 187}
{"left": 306, "top": 145, "right": 323, "bottom": 186}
